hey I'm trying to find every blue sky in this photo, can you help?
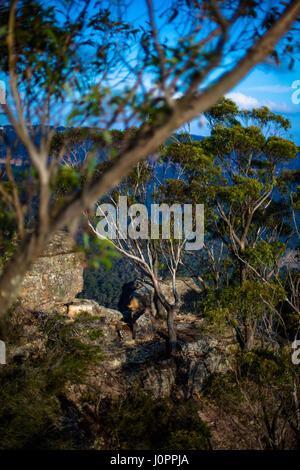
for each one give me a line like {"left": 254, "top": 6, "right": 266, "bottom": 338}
{"left": 121, "top": 0, "right": 300, "bottom": 145}
{"left": 112, "top": 0, "right": 300, "bottom": 145}
{"left": 1, "top": 0, "right": 300, "bottom": 147}
{"left": 189, "top": 63, "right": 300, "bottom": 144}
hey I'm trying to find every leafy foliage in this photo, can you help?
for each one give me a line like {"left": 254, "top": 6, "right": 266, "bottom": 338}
{"left": 203, "top": 280, "right": 286, "bottom": 328}
{"left": 0, "top": 310, "right": 102, "bottom": 449}
{"left": 96, "top": 392, "right": 211, "bottom": 450}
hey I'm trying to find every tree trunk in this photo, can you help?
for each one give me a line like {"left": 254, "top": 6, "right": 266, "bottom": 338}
{"left": 237, "top": 255, "right": 257, "bottom": 351}
{"left": 242, "top": 318, "right": 257, "bottom": 351}
{"left": 292, "top": 378, "right": 300, "bottom": 445}
{"left": 239, "top": 258, "right": 247, "bottom": 285}
{"left": 153, "top": 292, "right": 166, "bottom": 320}
{"left": 151, "top": 276, "right": 177, "bottom": 355}
{"left": 166, "top": 305, "right": 177, "bottom": 354}
{"left": 151, "top": 254, "right": 166, "bottom": 321}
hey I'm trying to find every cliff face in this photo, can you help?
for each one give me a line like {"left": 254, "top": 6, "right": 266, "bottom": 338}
{"left": 18, "top": 231, "right": 84, "bottom": 312}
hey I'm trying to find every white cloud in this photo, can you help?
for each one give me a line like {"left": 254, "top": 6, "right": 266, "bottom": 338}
{"left": 263, "top": 100, "right": 295, "bottom": 113}
{"left": 226, "top": 92, "right": 260, "bottom": 109}
{"left": 225, "top": 91, "right": 297, "bottom": 114}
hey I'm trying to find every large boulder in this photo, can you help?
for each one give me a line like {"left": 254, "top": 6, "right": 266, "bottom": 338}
{"left": 159, "top": 278, "right": 202, "bottom": 315}
{"left": 118, "top": 277, "right": 202, "bottom": 318}
{"left": 18, "top": 231, "right": 84, "bottom": 312}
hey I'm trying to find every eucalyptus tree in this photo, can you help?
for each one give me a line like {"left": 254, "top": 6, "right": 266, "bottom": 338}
{"left": 158, "top": 99, "right": 298, "bottom": 350}
{"left": 87, "top": 157, "right": 189, "bottom": 353}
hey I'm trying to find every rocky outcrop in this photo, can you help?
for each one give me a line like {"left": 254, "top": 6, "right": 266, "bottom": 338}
{"left": 13, "top": 231, "right": 232, "bottom": 407}
{"left": 118, "top": 277, "right": 202, "bottom": 318}
{"left": 63, "top": 303, "right": 231, "bottom": 403}
{"left": 18, "top": 231, "right": 84, "bottom": 312}
{"left": 10, "top": 300, "right": 231, "bottom": 404}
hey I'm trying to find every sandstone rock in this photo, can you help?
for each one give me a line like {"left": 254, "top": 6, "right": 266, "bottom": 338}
{"left": 18, "top": 231, "right": 84, "bottom": 312}
{"left": 159, "top": 278, "right": 202, "bottom": 315}
{"left": 67, "top": 299, "right": 100, "bottom": 317}
{"left": 11, "top": 296, "right": 233, "bottom": 406}
{"left": 119, "top": 277, "right": 202, "bottom": 318}
{"left": 132, "top": 311, "right": 155, "bottom": 340}
{"left": 63, "top": 295, "right": 229, "bottom": 401}
{"left": 75, "top": 303, "right": 230, "bottom": 399}
{"left": 7, "top": 307, "right": 47, "bottom": 363}
{"left": 128, "top": 359, "right": 176, "bottom": 399}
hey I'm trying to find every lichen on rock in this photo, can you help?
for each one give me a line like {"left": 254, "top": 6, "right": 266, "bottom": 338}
{"left": 18, "top": 231, "right": 84, "bottom": 313}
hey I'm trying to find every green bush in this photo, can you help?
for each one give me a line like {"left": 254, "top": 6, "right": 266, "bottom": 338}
{"left": 166, "top": 429, "right": 209, "bottom": 450}
{"left": 96, "top": 392, "right": 211, "bottom": 450}
{"left": 202, "top": 372, "right": 242, "bottom": 410}
{"left": 0, "top": 311, "right": 102, "bottom": 449}
{"left": 0, "top": 362, "right": 69, "bottom": 449}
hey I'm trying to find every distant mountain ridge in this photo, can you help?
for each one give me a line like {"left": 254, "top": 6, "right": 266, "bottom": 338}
{"left": 0, "top": 125, "right": 299, "bottom": 170}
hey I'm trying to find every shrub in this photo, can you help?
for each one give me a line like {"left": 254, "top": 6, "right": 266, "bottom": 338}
{"left": 0, "top": 311, "right": 102, "bottom": 449}
{"left": 96, "top": 391, "right": 211, "bottom": 450}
